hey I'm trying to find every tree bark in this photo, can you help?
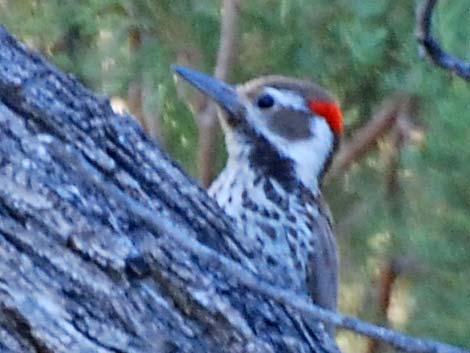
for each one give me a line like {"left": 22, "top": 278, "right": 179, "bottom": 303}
{"left": 0, "top": 27, "right": 336, "bottom": 353}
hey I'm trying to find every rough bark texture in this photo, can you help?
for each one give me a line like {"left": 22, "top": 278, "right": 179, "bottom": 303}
{"left": 0, "top": 27, "right": 339, "bottom": 353}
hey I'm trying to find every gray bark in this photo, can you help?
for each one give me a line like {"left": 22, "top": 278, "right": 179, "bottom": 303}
{"left": 0, "top": 27, "right": 336, "bottom": 353}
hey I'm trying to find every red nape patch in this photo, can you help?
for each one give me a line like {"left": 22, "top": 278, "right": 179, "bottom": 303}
{"left": 308, "top": 100, "right": 344, "bottom": 135}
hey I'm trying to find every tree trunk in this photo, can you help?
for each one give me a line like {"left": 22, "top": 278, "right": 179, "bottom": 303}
{"left": 0, "top": 27, "right": 337, "bottom": 353}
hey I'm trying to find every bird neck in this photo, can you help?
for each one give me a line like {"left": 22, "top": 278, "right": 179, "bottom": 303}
{"left": 210, "top": 143, "right": 321, "bottom": 211}
{"left": 222, "top": 129, "right": 322, "bottom": 195}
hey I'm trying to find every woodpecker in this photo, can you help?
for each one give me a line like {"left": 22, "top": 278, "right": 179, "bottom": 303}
{"left": 174, "top": 66, "right": 342, "bottom": 336}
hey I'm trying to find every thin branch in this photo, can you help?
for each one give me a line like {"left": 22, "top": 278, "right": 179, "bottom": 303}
{"left": 128, "top": 26, "right": 144, "bottom": 122}
{"left": 416, "top": 0, "right": 470, "bottom": 80}
{"left": 56, "top": 142, "right": 469, "bottom": 353}
{"left": 366, "top": 111, "right": 410, "bottom": 353}
{"left": 365, "top": 260, "right": 399, "bottom": 353}
{"left": 214, "top": 0, "right": 241, "bottom": 81}
{"left": 327, "top": 94, "right": 411, "bottom": 181}
{"left": 196, "top": 0, "right": 241, "bottom": 187}
{"left": 127, "top": 26, "right": 164, "bottom": 143}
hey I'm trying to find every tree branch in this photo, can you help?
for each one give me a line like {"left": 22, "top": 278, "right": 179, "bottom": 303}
{"left": 327, "top": 94, "right": 411, "bottom": 181}
{"left": 416, "top": 0, "right": 470, "bottom": 80}
{"left": 196, "top": 0, "right": 241, "bottom": 187}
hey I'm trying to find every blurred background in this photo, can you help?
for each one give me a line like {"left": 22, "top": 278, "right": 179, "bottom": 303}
{"left": 1, "top": 0, "right": 469, "bottom": 352}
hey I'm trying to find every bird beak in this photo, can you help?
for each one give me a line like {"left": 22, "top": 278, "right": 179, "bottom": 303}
{"left": 172, "top": 65, "right": 244, "bottom": 121}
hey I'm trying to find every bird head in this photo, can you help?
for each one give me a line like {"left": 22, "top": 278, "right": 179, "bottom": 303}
{"left": 174, "top": 66, "right": 343, "bottom": 192}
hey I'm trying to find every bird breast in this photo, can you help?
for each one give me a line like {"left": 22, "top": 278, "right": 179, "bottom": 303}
{"left": 209, "top": 162, "right": 323, "bottom": 292}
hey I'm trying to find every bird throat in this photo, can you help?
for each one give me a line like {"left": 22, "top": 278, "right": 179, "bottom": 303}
{"left": 247, "top": 134, "right": 298, "bottom": 192}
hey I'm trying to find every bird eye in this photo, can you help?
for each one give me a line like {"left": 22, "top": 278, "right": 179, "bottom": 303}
{"left": 256, "top": 94, "right": 274, "bottom": 109}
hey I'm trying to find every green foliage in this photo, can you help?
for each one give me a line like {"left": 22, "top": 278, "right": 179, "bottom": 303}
{"left": 1, "top": 0, "right": 470, "bottom": 351}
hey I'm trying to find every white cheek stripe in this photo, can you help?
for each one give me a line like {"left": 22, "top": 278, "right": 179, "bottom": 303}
{"left": 264, "top": 87, "right": 308, "bottom": 112}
